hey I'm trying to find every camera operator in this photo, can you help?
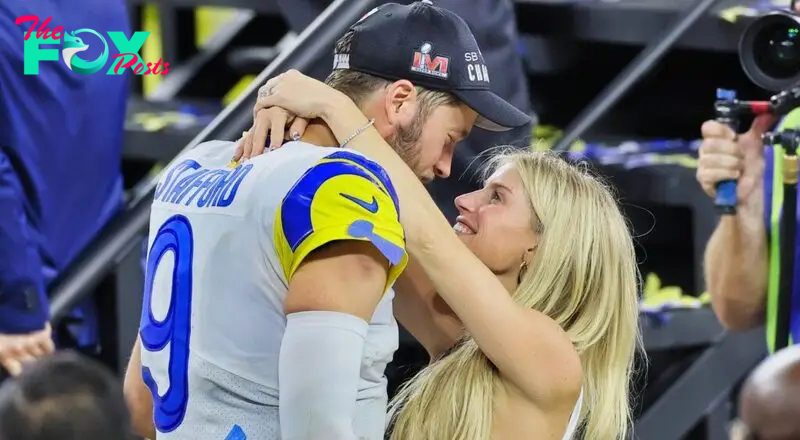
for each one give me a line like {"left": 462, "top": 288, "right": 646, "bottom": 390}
{"left": 698, "top": 4, "right": 800, "bottom": 332}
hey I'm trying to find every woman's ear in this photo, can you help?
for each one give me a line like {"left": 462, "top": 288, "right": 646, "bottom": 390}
{"left": 522, "top": 247, "right": 535, "bottom": 266}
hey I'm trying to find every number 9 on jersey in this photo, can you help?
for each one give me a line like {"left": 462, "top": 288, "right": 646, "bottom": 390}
{"left": 140, "top": 214, "right": 194, "bottom": 433}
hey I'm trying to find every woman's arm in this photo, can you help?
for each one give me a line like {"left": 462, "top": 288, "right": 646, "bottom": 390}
{"left": 394, "top": 260, "right": 463, "bottom": 361}
{"left": 318, "top": 92, "right": 582, "bottom": 405}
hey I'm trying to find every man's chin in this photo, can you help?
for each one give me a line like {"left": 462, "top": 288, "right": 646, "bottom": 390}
{"left": 415, "top": 169, "right": 434, "bottom": 184}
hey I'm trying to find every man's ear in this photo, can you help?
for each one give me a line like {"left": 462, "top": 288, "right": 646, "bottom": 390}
{"left": 383, "top": 79, "right": 418, "bottom": 128}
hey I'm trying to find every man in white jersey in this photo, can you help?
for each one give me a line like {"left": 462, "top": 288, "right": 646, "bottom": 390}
{"left": 122, "top": 2, "right": 530, "bottom": 439}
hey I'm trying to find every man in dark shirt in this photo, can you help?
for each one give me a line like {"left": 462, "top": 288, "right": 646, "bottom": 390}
{"left": 0, "top": 0, "right": 129, "bottom": 369}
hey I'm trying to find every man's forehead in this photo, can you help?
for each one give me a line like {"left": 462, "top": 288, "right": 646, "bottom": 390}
{"left": 454, "top": 104, "right": 478, "bottom": 136}
{"left": 427, "top": 100, "right": 476, "bottom": 134}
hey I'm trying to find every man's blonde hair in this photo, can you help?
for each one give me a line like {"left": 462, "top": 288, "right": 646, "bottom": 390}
{"left": 388, "top": 150, "right": 642, "bottom": 440}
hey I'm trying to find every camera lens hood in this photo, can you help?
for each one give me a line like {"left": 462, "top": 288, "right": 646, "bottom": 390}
{"left": 740, "top": 10, "right": 800, "bottom": 91}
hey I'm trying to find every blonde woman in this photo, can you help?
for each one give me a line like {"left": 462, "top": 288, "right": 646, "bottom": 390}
{"left": 239, "top": 70, "right": 641, "bottom": 440}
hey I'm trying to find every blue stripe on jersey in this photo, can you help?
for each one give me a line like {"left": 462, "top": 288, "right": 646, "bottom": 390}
{"left": 280, "top": 152, "right": 398, "bottom": 252}
{"left": 327, "top": 150, "right": 400, "bottom": 212}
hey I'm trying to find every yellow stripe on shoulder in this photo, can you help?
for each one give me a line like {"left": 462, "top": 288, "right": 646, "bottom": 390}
{"left": 274, "top": 151, "right": 407, "bottom": 287}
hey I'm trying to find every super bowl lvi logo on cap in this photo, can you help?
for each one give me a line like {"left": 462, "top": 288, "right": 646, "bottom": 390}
{"left": 410, "top": 42, "right": 449, "bottom": 79}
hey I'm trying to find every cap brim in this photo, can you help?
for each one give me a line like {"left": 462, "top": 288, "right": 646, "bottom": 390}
{"left": 453, "top": 89, "right": 532, "bottom": 132}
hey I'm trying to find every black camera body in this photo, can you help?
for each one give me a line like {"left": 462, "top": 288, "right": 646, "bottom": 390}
{"left": 740, "top": 7, "right": 800, "bottom": 91}
{"left": 713, "top": 7, "right": 800, "bottom": 215}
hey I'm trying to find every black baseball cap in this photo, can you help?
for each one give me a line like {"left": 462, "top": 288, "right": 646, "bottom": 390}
{"left": 333, "top": 1, "right": 531, "bottom": 132}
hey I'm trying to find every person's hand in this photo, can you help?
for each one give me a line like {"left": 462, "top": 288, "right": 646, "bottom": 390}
{"left": 234, "top": 70, "right": 348, "bottom": 161}
{"left": 235, "top": 107, "right": 309, "bottom": 161}
{"left": 696, "top": 2, "right": 800, "bottom": 208}
{"left": 0, "top": 323, "right": 54, "bottom": 376}
{"left": 696, "top": 114, "right": 776, "bottom": 211}
{"left": 256, "top": 69, "right": 343, "bottom": 121}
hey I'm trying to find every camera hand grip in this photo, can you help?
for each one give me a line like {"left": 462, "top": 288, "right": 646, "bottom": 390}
{"left": 715, "top": 89, "right": 738, "bottom": 215}
{"left": 715, "top": 180, "right": 737, "bottom": 214}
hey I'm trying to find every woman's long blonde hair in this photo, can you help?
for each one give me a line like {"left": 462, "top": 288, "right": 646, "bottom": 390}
{"left": 388, "top": 150, "right": 641, "bottom": 440}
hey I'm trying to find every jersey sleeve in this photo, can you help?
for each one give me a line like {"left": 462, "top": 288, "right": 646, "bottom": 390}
{"left": 274, "top": 150, "right": 407, "bottom": 291}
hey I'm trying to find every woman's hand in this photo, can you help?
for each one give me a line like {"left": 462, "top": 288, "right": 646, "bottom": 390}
{"left": 235, "top": 107, "right": 308, "bottom": 161}
{"left": 234, "top": 70, "right": 349, "bottom": 161}
{"left": 257, "top": 69, "right": 345, "bottom": 119}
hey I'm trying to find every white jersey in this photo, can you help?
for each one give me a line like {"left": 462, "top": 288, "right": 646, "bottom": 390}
{"left": 139, "top": 140, "right": 407, "bottom": 440}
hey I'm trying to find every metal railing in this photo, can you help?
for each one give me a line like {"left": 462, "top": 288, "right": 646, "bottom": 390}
{"left": 551, "top": 0, "right": 724, "bottom": 152}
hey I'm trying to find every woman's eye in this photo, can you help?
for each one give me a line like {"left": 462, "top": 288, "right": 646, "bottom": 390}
{"left": 490, "top": 191, "right": 501, "bottom": 203}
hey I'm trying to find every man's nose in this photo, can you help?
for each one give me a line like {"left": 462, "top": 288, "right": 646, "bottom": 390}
{"left": 433, "top": 151, "right": 453, "bottom": 179}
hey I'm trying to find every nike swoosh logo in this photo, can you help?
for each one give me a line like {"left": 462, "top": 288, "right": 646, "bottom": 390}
{"left": 340, "top": 193, "right": 379, "bottom": 213}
